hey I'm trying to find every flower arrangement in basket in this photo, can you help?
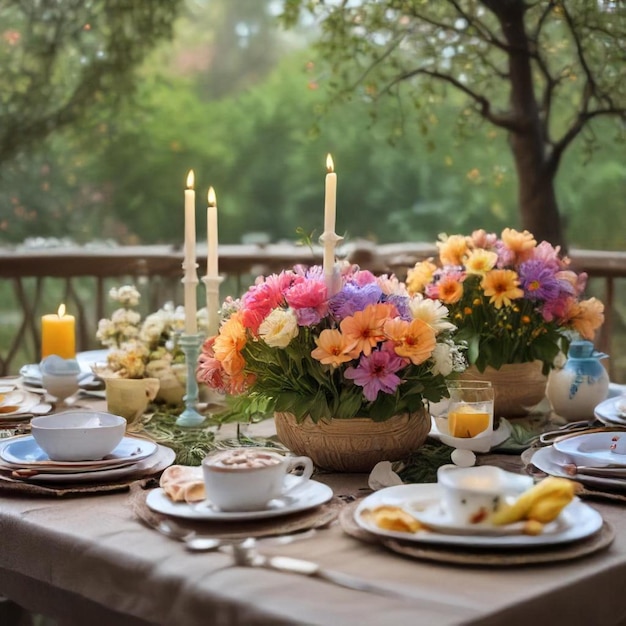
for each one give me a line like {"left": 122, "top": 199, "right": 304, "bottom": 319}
{"left": 96, "top": 285, "right": 208, "bottom": 398}
{"left": 405, "top": 229, "right": 604, "bottom": 375}
{"left": 196, "top": 263, "right": 466, "bottom": 424}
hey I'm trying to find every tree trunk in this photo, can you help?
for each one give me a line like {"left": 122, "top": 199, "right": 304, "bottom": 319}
{"left": 486, "top": 0, "right": 566, "bottom": 249}
{"left": 509, "top": 134, "right": 566, "bottom": 250}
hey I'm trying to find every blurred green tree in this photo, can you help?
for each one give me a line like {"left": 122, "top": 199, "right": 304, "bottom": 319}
{"left": 0, "top": 0, "right": 184, "bottom": 165}
{"left": 281, "top": 0, "right": 626, "bottom": 248}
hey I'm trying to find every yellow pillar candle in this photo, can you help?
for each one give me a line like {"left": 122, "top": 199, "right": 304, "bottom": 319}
{"left": 448, "top": 404, "right": 491, "bottom": 438}
{"left": 41, "top": 304, "right": 76, "bottom": 359}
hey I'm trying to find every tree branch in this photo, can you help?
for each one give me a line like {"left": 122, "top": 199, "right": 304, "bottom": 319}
{"left": 381, "top": 67, "right": 523, "bottom": 131}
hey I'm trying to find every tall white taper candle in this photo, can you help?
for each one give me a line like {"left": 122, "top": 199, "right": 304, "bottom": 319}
{"left": 183, "top": 169, "right": 198, "bottom": 335}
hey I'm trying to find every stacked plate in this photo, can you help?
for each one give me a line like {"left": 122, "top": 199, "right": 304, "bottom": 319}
{"left": 531, "top": 428, "right": 626, "bottom": 491}
{"left": 0, "top": 386, "right": 52, "bottom": 421}
{"left": 0, "top": 434, "right": 174, "bottom": 484}
{"left": 594, "top": 395, "right": 626, "bottom": 427}
{"left": 19, "top": 349, "right": 108, "bottom": 396}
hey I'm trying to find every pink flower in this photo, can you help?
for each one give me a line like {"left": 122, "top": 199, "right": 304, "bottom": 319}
{"left": 285, "top": 277, "right": 328, "bottom": 311}
{"left": 344, "top": 348, "right": 406, "bottom": 401}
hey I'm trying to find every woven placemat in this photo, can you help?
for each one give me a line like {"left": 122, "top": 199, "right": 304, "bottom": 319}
{"left": 339, "top": 500, "right": 615, "bottom": 567}
{"left": 130, "top": 481, "right": 342, "bottom": 540}
{"left": 0, "top": 444, "right": 175, "bottom": 497}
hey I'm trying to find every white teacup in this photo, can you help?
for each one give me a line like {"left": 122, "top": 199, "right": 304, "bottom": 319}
{"left": 202, "top": 448, "right": 314, "bottom": 512}
{"left": 437, "top": 465, "right": 533, "bottom": 525}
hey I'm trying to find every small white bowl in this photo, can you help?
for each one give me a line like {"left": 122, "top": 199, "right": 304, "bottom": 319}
{"left": 31, "top": 411, "right": 126, "bottom": 461}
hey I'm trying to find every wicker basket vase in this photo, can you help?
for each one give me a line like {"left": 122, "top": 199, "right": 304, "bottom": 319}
{"left": 460, "top": 361, "right": 547, "bottom": 419}
{"left": 274, "top": 408, "right": 431, "bottom": 473}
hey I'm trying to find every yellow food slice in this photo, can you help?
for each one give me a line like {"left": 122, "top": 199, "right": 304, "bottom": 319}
{"left": 448, "top": 404, "right": 490, "bottom": 438}
{"left": 367, "top": 505, "right": 423, "bottom": 533}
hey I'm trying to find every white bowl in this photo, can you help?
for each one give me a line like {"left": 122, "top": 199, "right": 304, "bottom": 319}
{"left": 30, "top": 411, "right": 126, "bottom": 461}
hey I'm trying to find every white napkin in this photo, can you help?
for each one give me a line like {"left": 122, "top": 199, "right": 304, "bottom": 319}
{"left": 367, "top": 461, "right": 403, "bottom": 490}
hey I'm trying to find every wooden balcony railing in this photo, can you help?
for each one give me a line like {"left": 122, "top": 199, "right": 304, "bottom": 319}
{"left": 1, "top": 241, "right": 624, "bottom": 382}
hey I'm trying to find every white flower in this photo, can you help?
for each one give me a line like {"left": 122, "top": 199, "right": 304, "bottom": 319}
{"left": 259, "top": 308, "right": 299, "bottom": 348}
{"left": 431, "top": 342, "right": 454, "bottom": 376}
{"left": 109, "top": 285, "right": 141, "bottom": 307}
{"left": 409, "top": 294, "right": 456, "bottom": 333}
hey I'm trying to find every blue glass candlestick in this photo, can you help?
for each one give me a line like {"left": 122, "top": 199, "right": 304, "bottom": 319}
{"left": 176, "top": 333, "right": 205, "bottom": 427}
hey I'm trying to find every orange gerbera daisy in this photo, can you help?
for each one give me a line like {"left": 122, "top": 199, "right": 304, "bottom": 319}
{"left": 563, "top": 297, "right": 605, "bottom": 340}
{"left": 340, "top": 303, "right": 395, "bottom": 356}
{"left": 436, "top": 274, "right": 464, "bottom": 304}
{"left": 311, "top": 329, "right": 358, "bottom": 366}
{"left": 501, "top": 228, "right": 536, "bottom": 262}
{"left": 213, "top": 314, "right": 247, "bottom": 376}
{"left": 437, "top": 234, "right": 470, "bottom": 266}
{"left": 481, "top": 269, "right": 524, "bottom": 309}
{"left": 384, "top": 317, "right": 436, "bottom": 365}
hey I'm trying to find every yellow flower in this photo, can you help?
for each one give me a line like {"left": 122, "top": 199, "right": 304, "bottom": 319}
{"left": 481, "top": 269, "right": 524, "bottom": 309}
{"left": 406, "top": 259, "right": 437, "bottom": 294}
{"left": 437, "top": 234, "right": 470, "bottom": 266}
{"left": 465, "top": 248, "right": 498, "bottom": 275}
{"left": 311, "top": 329, "right": 358, "bottom": 366}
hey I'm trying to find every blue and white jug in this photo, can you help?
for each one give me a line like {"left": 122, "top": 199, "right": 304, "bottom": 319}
{"left": 546, "top": 340, "right": 609, "bottom": 421}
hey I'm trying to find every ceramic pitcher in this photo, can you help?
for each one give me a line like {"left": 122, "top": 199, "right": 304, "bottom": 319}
{"left": 104, "top": 377, "right": 160, "bottom": 430}
{"left": 546, "top": 340, "right": 609, "bottom": 421}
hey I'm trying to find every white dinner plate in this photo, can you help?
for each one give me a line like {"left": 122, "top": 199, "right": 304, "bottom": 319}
{"left": 595, "top": 397, "right": 626, "bottom": 426}
{"left": 553, "top": 432, "right": 626, "bottom": 467}
{"left": 18, "top": 444, "right": 176, "bottom": 483}
{"left": 530, "top": 445, "right": 626, "bottom": 491}
{"left": 354, "top": 483, "right": 603, "bottom": 547}
{"left": 0, "top": 390, "right": 48, "bottom": 418}
{"left": 408, "top": 498, "right": 560, "bottom": 536}
{"left": 147, "top": 475, "right": 333, "bottom": 521}
{"left": 0, "top": 435, "right": 157, "bottom": 469}
{"left": 429, "top": 416, "right": 512, "bottom": 452}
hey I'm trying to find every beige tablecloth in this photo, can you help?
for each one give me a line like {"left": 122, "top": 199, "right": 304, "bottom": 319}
{"left": 1, "top": 393, "right": 626, "bottom": 625}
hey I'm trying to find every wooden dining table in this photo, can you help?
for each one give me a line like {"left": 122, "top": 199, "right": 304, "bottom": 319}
{"left": 1, "top": 390, "right": 626, "bottom": 626}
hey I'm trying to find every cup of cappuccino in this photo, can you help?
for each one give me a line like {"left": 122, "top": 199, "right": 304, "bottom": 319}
{"left": 202, "top": 448, "right": 314, "bottom": 511}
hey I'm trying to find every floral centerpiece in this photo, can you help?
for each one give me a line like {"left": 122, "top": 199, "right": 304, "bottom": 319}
{"left": 197, "top": 263, "right": 465, "bottom": 424}
{"left": 405, "top": 228, "right": 604, "bottom": 375}
{"left": 96, "top": 285, "right": 208, "bottom": 404}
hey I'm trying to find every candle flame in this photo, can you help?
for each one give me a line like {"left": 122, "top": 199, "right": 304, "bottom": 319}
{"left": 326, "top": 153, "right": 334, "bottom": 173}
{"left": 208, "top": 187, "right": 217, "bottom": 207}
{"left": 57, "top": 304, "right": 66, "bottom": 318}
{"left": 186, "top": 170, "right": 195, "bottom": 189}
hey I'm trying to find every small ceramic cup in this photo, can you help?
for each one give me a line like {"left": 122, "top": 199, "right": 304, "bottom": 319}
{"left": 437, "top": 465, "right": 533, "bottom": 525}
{"left": 202, "top": 448, "right": 314, "bottom": 512}
{"left": 104, "top": 377, "right": 160, "bottom": 430}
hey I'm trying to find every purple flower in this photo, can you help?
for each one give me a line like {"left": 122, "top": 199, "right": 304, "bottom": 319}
{"left": 294, "top": 307, "right": 323, "bottom": 326}
{"left": 385, "top": 294, "right": 412, "bottom": 321}
{"left": 329, "top": 283, "right": 382, "bottom": 319}
{"left": 344, "top": 349, "right": 405, "bottom": 402}
{"left": 519, "top": 260, "right": 561, "bottom": 302}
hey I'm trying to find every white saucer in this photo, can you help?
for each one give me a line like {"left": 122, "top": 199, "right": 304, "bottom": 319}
{"left": 429, "top": 417, "right": 511, "bottom": 453}
{"left": 595, "top": 397, "right": 626, "bottom": 426}
{"left": 354, "top": 483, "right": 602, "bottom": 547}
{"left": 553, "top": 432, "right": 626, "bottom": 467}
{"left": 530, "top": 445, "right": 626, "bottom": 491}
{"left": 408, "top": 498, "right": 560, "bottom": 536}
{"left": 147, "top": 475, "right": 333, "bottom": 521}
{"left": 0, "top": 435, "right": 157, "bottom": 469}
